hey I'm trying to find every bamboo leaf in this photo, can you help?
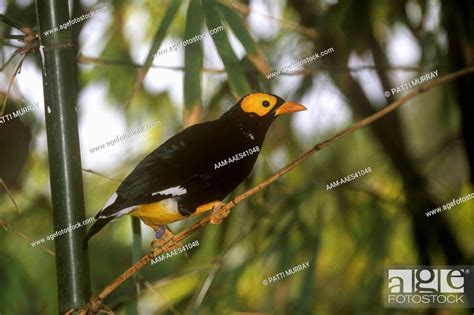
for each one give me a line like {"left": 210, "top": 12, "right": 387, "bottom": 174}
{"left": 127, "top": 0, "right": 182, "bottom": 107}
{"left": 217, "top": 3, "right": 272, "bottom": 76}
{"left": 143, "top": 0, "right": 182, "bottom": 69}
{"left": 183, "top": 0, "right": 204, "bottom": 125}
{"left": 202, "top": 0, "right": 251, "bottom": 98}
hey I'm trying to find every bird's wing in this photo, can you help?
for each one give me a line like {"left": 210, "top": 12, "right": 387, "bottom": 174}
{"left": 98, "top": 120, "right": 220, "bottom": 218}
{"left": 84, "top": 122, "right": 221, "bottom": 246}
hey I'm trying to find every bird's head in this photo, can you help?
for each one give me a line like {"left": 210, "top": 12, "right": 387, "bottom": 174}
{"left": 223, "top": 92, "right": 307, "bottom": 131}
{"left": 239, "top": 92, "right": 307, "bottom": 118}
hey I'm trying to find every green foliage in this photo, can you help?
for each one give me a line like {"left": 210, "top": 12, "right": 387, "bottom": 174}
{"left": 202, "top": 0, "right": 251, "bottom": 97}
{"left": 0, "top": 0, "right": 473, "bottom": 314}
{"left": 184, "top": 0, "right": 204, "bottom": 112}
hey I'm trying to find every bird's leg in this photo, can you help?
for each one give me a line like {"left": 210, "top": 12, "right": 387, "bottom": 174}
{"left": 151, "top": 225, "right": 177, "bottom": 251}
{"left": 210, "top": 203, "right": 230, "bottom": 224}
{"left": 155, "top": 225, "right": 166, "bottom": 239}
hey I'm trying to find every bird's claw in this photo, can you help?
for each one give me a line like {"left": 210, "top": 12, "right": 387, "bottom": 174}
{"left": 151, "top": 228, "right": 177, "bottom": 251}
{"left": 210, "top": 204, "right": 230, "bottom": 224}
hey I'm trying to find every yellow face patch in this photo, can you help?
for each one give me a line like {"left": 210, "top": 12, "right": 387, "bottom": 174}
{"left": 240, "top": 93, "right": 278, "bottom": 116}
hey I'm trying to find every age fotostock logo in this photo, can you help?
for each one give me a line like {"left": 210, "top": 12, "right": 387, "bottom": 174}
{"left": 385, "top": 266, "right": 474, "bottom": 308}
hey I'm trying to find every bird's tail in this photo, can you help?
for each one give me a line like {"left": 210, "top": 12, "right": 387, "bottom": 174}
{"left": 83, "top": 215, "right": 113, "bottom": 249}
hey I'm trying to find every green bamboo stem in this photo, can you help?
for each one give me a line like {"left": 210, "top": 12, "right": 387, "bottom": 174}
{"left": 35, "top": 0, "right": 91, "bottom": 312}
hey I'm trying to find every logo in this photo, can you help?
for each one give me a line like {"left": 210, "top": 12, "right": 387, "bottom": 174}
{"left": 385, "top": 266, "right": 473, "bottom": 308}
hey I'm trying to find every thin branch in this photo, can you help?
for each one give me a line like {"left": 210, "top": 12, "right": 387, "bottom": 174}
{"left": 287, "top": 64, "right": 440, "bottom": 74}
{"left": 0, "top": 34, "right": 26, "bottom": 41}
{"left": 78, "top": 53, "right": 225, "bottom": 73}
{"left": 82, "top": 168, "right": 122, "bottom": 182}
{"left": 79, "top": 54, "right": 433, "bottom": 74}
{"left": 0, "top": 14, "right": 25, "bottom": 31}
{"left": 0, "top": 219, "right": 55, "bottom": 256}
{"left": 80, "top": 66, "right": 474, "bottom": 314}
{"left": 0, "top": 47, "right": 21, "bottom": 71}
{"left": 0, "top": 43, "right": 22, "bottom": 49}
{"left": 220, "top": 0, "right": 317, "bottom": 39}
{"left": 1, "top": 52, "right": 26, "bottom": 116}
{"left": 0, "top": 178, "right": 21, "bottom": 214}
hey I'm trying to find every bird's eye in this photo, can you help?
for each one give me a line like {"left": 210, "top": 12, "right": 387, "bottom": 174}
{"left": 262, "top": 100, "right": 270, "bottom": 107}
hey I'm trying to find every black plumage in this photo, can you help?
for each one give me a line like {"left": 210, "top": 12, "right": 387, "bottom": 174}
{"left": 85, "top": 93, "right": 306, "bottom": 244}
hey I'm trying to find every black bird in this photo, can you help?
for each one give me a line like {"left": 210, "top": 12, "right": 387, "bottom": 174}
{"left": 85, "top": 92, "right": 306, "bottom": 245}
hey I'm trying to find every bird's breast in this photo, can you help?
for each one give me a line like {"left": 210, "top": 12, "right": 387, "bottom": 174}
{"left": 130, "top": 198, "right": 184, "bottom": 226}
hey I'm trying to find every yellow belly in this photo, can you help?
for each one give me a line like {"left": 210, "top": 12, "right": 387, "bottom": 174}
{"left": 130, "top": 199, "right": 223, "bottom": 229}
{"left": 130, "top": 199, "right": 184, "bottom": 228}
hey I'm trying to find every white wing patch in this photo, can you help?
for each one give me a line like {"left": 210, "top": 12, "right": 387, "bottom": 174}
{"left": 103, "top": 193, "right": 118, "bottom": 209}
{"left": 99, "top": 205, "right": 137, "bottom": 219}
{"left": 99, "top": 193, "right": 136, "bottom": 219}
{"left": 152, "top": 186, "right": 187, "bottom": 197}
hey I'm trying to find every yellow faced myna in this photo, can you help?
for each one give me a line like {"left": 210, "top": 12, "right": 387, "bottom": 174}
{"left": 85, "top": 92, "right": 306, "bottom": 245}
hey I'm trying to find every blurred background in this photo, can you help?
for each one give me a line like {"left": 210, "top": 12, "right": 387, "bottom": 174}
{"left": 0, "top": 0, "right": 473, "bottom": 314}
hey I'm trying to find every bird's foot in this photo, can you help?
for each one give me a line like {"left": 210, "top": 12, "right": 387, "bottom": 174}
{"left": 151, "top": 226, "right": 179, "bottom": 251}
{"left": 155, "top": 226, "right": 167, "bottom": 239}
{"left": 210, "top": 203, "right": 230, "bottom": 224}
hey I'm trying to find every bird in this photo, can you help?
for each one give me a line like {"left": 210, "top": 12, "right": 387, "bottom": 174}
{"left": 84, "top": 92, "right": 307, "bottom": 247}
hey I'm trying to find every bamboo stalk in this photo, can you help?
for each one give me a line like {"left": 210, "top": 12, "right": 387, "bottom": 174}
{"left": 35, "top": 0, "right": 91, "bottom": 312}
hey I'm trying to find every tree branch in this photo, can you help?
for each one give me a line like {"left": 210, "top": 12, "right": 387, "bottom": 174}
{"left": 0, "top": 14, "right": 25, "bottom": 31}
{"left": 79, "top": 53, "right": 437, "bottom": 74}
{"left": 79, "top": 66, "right": 474, "bottom": 314}
{"left": 0, "top": 218, "right": 55, "bottom": 256}
{"left": 0, "top": 178, "right": 21, "bottom": 214}
{"left": 81, "top": 168, "right": 122, "bottom": 183}
{"left": 220, "top": 0, "right": 318, "bottom": 39}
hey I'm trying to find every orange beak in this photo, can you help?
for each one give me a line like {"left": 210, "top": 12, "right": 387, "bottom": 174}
{"left": 274, "top": 101, "right": 308, "bottom": 116}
